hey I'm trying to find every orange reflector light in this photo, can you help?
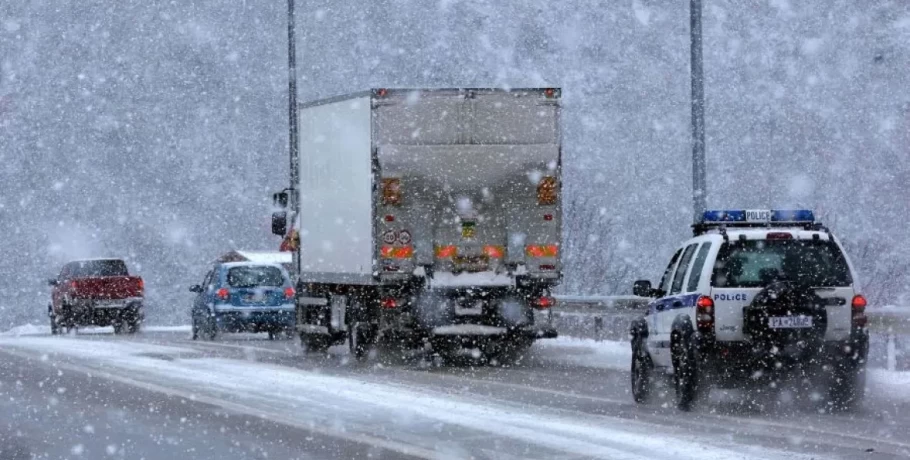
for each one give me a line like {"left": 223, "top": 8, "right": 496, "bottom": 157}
{"left": 381, "top": 178, "right": 401, "bottom": 205}
{"left": 526, "top": 244, "right": 559, "bottom": 257}
{"left": 537, "top": 176, "right": 558, "bottom": 205}
{"left": 435, "top": 245, "right": 458, "bottom": 258}
{"left": 483, "top": 245, "right": 505, "bottom": 258}
{"left": 381, "top": 245, "right": 413, "bottom": 259}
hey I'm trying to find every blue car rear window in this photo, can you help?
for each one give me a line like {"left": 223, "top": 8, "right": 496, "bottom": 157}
{"left": 226, "top": 266, "right": 284, "bottom": 288}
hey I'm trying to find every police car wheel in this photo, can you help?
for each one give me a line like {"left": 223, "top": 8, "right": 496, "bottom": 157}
{"left": 672, "top": 336, "right": 700, "bottom": 411}
{"left": 631, "top": 343, "right": 653, "bottom": 403}
{"left": 829, "top": 363, "right": 866, "bottom": 412}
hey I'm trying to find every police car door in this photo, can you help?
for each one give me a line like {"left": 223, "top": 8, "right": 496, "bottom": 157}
{"left": 647, "top": 249, "right": 681, "bottom": 366}
{"left": 709, "top": 241, "right": 758, "bottom": 342}
{"left": 658, "top": 244, "right": 699, "bottom": 345}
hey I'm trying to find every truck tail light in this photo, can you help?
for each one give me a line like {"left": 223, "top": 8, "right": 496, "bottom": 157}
{"left": 381, "top": 245, "right": 413, "bottom": 259}
{"left": 696, "top": 296, "right": 714, "bottom": 333}
{"left": 851, "top": 294, "right": 867, "bottom": 329}
{"left": 483, "top": 245, "right": 505, "bottom": 258}
{"left": 216, "top": 288, "right": 230, "bottom": 301}
{"left": 435, "top": 245, "right": 457, "bottom": 258}
{"left": 537, "top": 176, "right": 558, "bottom": 205}
{"left": 284, "top": 287, "right": 295, "bottom": 299}
{"left": 381, "top": 297, "right": 397, "bottom": 309}
{"left": 526, "top": 244, "right": 559, "bottom": 257}
{"left": 533, "top": 296, "right": 555, "bottom": 309}
{"left": 381, "top": 178, "right": 401, "bottom": 206}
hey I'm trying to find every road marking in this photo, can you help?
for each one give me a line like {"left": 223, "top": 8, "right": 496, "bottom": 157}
{"left": 0, "top": 347, "right": 437, "bottom": 459}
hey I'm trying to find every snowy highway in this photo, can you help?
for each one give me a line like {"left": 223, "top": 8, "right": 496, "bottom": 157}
{"left": 2, "top": 329, "right": 909, "bottom": 459}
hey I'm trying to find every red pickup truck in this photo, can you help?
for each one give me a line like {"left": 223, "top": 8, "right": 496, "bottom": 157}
{"left": 48, "top": 258, "right": 144, "bottom": 334}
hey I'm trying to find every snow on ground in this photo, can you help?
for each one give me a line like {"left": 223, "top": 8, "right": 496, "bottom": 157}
{"left": 0, "top": 335, "right": 812, "bottom": 460}
{"left": 1, "top": 324, "right": 191, "bottom": 337}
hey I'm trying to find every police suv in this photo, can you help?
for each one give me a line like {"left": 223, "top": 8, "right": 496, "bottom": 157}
{"left": 629, "top": 210, "right": 869, "bottom": 411}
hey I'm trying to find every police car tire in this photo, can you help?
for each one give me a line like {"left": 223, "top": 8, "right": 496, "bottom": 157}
{"left": 631, "top": 342, "right": 653, "bottom": 403}
{"left": 829, "top": 363, "right": 866, "bottom": 412}
{"left": 672, "top": 335, "right": 700, "bottom": 411}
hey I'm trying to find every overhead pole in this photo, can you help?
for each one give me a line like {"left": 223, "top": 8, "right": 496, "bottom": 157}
{"left": 287, "top": 0, "right": 300, "bottom": 273}
{"left": 690, "top": 0, "right": 707, "bottom": 223}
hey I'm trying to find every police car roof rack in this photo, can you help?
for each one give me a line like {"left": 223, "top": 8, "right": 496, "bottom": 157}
{"left": 692, "top": 209, "right": 820, "bottom": 237}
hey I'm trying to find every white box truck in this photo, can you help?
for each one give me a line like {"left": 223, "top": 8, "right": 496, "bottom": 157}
{"left": 272, "top": 88, "right": 561, "bottom": 362}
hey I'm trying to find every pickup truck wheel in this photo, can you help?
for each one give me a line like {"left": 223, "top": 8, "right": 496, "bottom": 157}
{"left": 113, "top": 322, "right": 124, "bottom": 335}
{"left": 49, "top": 309, "right": 60, "bottom": 336}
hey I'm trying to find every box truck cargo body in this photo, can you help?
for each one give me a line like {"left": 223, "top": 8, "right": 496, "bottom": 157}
{"left": 278, "top": 88, "right": 562, "bottom": 361}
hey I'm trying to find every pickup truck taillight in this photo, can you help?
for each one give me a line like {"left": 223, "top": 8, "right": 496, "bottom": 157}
{"left": 138, "top": 278, "right": 144, "bottom": 295}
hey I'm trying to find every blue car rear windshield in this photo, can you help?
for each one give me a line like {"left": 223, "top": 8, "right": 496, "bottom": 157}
{"left": 227, "top": 266, "right": 284, "bottom": 288}
{"left": 712, "top": 240, "right": 852, "bottom": 288}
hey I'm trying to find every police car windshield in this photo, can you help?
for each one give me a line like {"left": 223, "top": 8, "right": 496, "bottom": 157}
{"left": 712, "top": 240, "right": 851, "bottom": 288}
{"left": 227, "top": 266, "right": 284, "bottom": 288}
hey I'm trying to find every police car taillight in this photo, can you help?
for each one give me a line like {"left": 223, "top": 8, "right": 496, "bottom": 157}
{"left": 696, "top": 296, "right": 714, "bottom": 333}
{"left": 851, "top": 294, "right": 868, "bottom": 329}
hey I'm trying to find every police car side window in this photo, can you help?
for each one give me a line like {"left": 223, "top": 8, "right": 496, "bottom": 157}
{"left": 658, "top": 249, "right": 683, "bottom": 295}
{"left": 670, "top": 244, "right": 698, "bottom": 295}
{"left": 686, "top": 242, "right": 713, "bottom": 292}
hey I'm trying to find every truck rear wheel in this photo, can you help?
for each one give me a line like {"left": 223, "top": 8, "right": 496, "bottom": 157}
{"left": 348, "top": 322, "right": 375, "bottom": 361}
{"left": 300, "top": 332, "right": 329, "bottom": 353}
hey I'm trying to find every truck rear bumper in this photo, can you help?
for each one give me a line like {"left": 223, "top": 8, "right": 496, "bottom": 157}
{"left": 430, "top": 324, "right": 557, "bottom": 339}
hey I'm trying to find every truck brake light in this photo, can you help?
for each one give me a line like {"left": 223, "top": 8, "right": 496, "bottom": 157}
{"left": 537, "top": 176, "right": 558, "bottom": 206}
{"left": 696, "top": 296, "right": 714, "bottom": 333}
{"left": 381, "top": 245, "right": 413, "bottom": 259}
{"left": 526, "top": 244, "right": 558, "bottom": 257}
{"left": 435, "top": 245, "right": 457, "bottom": 258}
{"left": 381, "top": 297, "right": 397, "bottom": 309}
{"left": 534, "top": 296, "right": 555, "bottom": 309}
{"left": 483, "top": 245, "right": 505, "bottom": 258}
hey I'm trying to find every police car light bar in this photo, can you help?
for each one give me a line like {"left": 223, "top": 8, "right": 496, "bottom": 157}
{"left": 702, "top": 209, "right": 814, "bottom": 224}
{"left": 695, "top": 209, "right": 817, "bottom": 236}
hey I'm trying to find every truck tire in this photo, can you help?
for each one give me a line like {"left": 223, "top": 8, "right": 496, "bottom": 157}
{"left": 348, "top": 322, "right": 374, "bottom": 361}
{"left": 300, "top": 332, "right": 329, "bottom": 353}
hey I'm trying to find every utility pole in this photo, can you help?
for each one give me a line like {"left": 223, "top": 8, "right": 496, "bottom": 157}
{"left": 690, "top": 0, "right": 706, "bottom": 223}
{"left": 287, "top": 0, "right": 300, "bottom": 274}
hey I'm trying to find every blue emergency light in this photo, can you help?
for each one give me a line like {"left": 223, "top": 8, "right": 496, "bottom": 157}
{"left": 702, "top": 209, "right": 815, "bottom": 224}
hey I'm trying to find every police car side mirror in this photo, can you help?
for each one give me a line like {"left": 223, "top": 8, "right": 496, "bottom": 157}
{"left": 633, "top": 280, "right": 654, "bottom": 297}
{"left": 272, "top": 211, "right": 287, "bottom": 236}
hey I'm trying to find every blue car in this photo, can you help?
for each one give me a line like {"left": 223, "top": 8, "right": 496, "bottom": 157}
{"left": 189, "top": 262, "right": 296, "bottom": 340}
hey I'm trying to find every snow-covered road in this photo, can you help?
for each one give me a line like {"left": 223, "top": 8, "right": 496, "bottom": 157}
{"left": 1, "top": 329, "right": 909, "bottom": 459}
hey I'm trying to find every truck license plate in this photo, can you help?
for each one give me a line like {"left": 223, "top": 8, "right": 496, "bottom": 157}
{"left": 769, "top": 316, "right": 812, "bottom": 329}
